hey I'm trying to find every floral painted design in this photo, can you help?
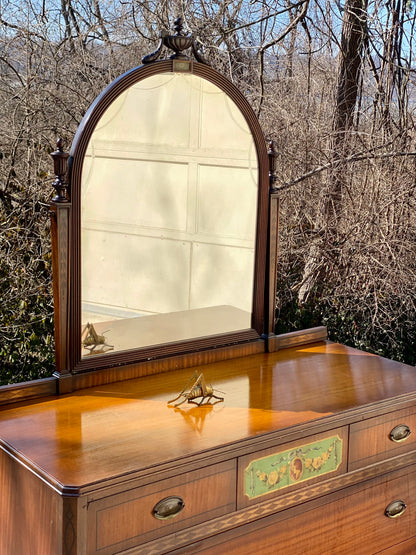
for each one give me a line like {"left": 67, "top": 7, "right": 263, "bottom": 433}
{"left": 245, "top": 435, "right": 342, "bottom": 499}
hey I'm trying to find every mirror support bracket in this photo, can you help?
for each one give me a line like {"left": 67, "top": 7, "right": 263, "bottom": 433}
{"left": 267, "top": 192, "right": 279, "bottom": 352}
{"left": 265, "top": 141, "right": 279, "bottom": 352}
{"left": 50, "top": 140, "right": 73, "bottom": 391}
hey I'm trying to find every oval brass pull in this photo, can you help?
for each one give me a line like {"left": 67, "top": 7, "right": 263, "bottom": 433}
{"left": 385, "top": 499, "right": 407, "bottom": 519}
{"left": 152, "top": 496, "right": 185, "bottom": 520}
{"left": 389, "top": 424, "right": 411, "bottom": 443}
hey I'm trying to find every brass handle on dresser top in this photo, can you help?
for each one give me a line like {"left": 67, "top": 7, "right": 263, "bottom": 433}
{"left": 385, "top": 500, "right": 407, "bottom": 519}
{"left": 152, "top": 496, "right": 185, "bottom": 520}
{"left": 389, "top": 424, "right": 411, "bottom": 443}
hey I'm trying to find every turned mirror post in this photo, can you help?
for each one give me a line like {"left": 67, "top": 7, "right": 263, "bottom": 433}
{"left": 50, "top": 139, "right": 72, "bottom": 390}
{"left": 267, "top": 141, "right": 279, "bottom": 350}
{"left": 50, "top": 21, "right": 279, "bottom": 392}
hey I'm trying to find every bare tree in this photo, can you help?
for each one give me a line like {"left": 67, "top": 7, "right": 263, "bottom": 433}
{"left": 1, "top": 0, "right": 416, "bottom": 384}
{"left": 298, "top": 0, "right": 369, "bottom": 304}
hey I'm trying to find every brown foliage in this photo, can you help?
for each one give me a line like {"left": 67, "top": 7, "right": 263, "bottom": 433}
{"left": 1, "top": 1, "right": 415, "bottom": 383}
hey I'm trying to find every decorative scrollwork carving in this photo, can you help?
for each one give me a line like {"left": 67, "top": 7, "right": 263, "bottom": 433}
{"left": 192, "top": 39, "right": 209, "bottom": 65}
{"left": 142, "top": 31, "right": 167, "bottom": 64}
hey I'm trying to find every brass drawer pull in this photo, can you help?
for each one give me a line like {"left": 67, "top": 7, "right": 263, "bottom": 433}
{"left": 152, "top": 496, "right": 185, "bottom": 520}
{"left": 385, "top": 499, "right": 407, "bottom": 519}
{"left": 389, "top": 424, "right": 411, "bottom": 443}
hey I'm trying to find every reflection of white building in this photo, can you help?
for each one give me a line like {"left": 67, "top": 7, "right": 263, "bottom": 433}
{"left": 81, "top": 73, "right": 258, "bottom": 332}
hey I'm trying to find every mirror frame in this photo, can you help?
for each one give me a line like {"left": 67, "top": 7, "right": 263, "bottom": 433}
{"left": 57, "top": 59, "right": 269, "bottom": 376}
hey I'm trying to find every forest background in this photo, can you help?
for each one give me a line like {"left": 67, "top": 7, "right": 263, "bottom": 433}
{"left": 1, "top": 0, "right": 415, "bottom": 385}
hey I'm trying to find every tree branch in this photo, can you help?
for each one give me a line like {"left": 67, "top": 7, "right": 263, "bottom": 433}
{"left": 222, "top": 0, "right": 309, "bottom": 36}
{"left": 277, "top": 149, "right": 416, "bottom": 191}
{"left": 259, "top": 0, "right": 309, "bottom": 53}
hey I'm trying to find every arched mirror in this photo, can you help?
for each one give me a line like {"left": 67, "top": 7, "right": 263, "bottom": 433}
{"left": 81, "top": 72, "right": 258, "bottom": 356}
{"left": 51, "top": 33, "right": 270, "bottom": 379}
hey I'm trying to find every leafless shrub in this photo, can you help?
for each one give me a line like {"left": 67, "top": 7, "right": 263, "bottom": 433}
{"left": 1, "top": 1, "right": 416, "bottom": 383}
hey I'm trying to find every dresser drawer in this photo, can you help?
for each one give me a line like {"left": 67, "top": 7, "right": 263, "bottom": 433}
{"left": 175, "top": 465, "right": 416, "bottom": 555}
{"left": 349, "top": 407, "right": 416, "bottom": 471}
{"left": 237, "top": 427, "right": 348, "bottom": 509}
{"left": 377, "top": 536, "right": 416, "bottom": 554}
{"left": 86, "top": 460, "right": 236, "bottom": 555}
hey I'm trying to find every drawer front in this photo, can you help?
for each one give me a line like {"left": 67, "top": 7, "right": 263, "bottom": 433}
{"left": 176, "top": 464, "right": 416, "bottom": 555}
{"left": 237, "top": 427, "right": 348, "bottom": 509}
{"left": 87, "top": 460, "right": 236, "bottom": 555}
{"left": 349, "top": 407, "right": 416, "bottom": 471}
{"left": 377, "top": 536, "right": 416, "bottom": 554}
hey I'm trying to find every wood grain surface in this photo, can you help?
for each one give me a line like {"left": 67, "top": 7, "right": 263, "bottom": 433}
{"left": 0, "top": 448, "right": 61, "bottom": 554}
{"left": 349, "top": 406, "right": 416, "bottom": 470}
{"left": 171, "top": 465, "right": 416, "bottom": 555}
{"left": 87, "top": 460, "right": 235, "bottom": 554}
{"left": 0, "top": 341, "right": 416, "bottom": 491}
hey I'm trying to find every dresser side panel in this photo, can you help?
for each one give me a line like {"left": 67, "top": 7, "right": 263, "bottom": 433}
{"left": 0, "top": 447, "right": 62, "bottom": 555}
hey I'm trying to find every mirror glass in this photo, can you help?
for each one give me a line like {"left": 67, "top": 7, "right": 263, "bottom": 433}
{"left": 81, "top": 72, "right": 258, "bottom": 356}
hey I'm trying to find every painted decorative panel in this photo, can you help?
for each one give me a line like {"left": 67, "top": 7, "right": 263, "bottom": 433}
{"left": 244, "top": 435, "right": 343, "bottom": 500}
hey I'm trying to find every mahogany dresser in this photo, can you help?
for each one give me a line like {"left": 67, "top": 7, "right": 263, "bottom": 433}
{"left": 1, "top": 340, "right": 416, "bottom": 554}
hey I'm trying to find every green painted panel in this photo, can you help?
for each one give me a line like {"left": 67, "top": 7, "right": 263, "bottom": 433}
{"left": 244, "top": 435, "right": 343, "bottom": 499}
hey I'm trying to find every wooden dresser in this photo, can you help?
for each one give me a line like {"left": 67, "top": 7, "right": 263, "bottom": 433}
{"left": 1, "top": 340, "right": 416, "bottom": 554}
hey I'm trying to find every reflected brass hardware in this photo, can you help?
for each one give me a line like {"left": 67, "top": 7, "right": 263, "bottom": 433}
{"left": 153, "top": 496, "right": 185, "bottom": 520}
{"left": 385, "top": 499, "right": 407, "bottom": 518}
{"left": 389, "top": 424, "right": 411, "bottom": 443}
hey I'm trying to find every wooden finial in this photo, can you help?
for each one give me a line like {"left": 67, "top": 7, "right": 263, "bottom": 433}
{"left": 50, "top": 138, "right": 69, "bottom": 202}
{"left": 142, "top": 16, "right": 201, "bottom": 64}
{"left": 268, "top": 140, "right": 278, "bottom": 191}
{"left": 173, "top": 17, "right": 185, "bottom": 36}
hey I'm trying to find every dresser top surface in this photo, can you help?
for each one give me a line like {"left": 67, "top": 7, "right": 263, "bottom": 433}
{"left": 0, "top": 341, "right": 415, "bottom": 490}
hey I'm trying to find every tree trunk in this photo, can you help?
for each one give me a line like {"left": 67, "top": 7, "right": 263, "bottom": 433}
{"left": 298, "top": 0, "right": 368, "bottom": 304}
